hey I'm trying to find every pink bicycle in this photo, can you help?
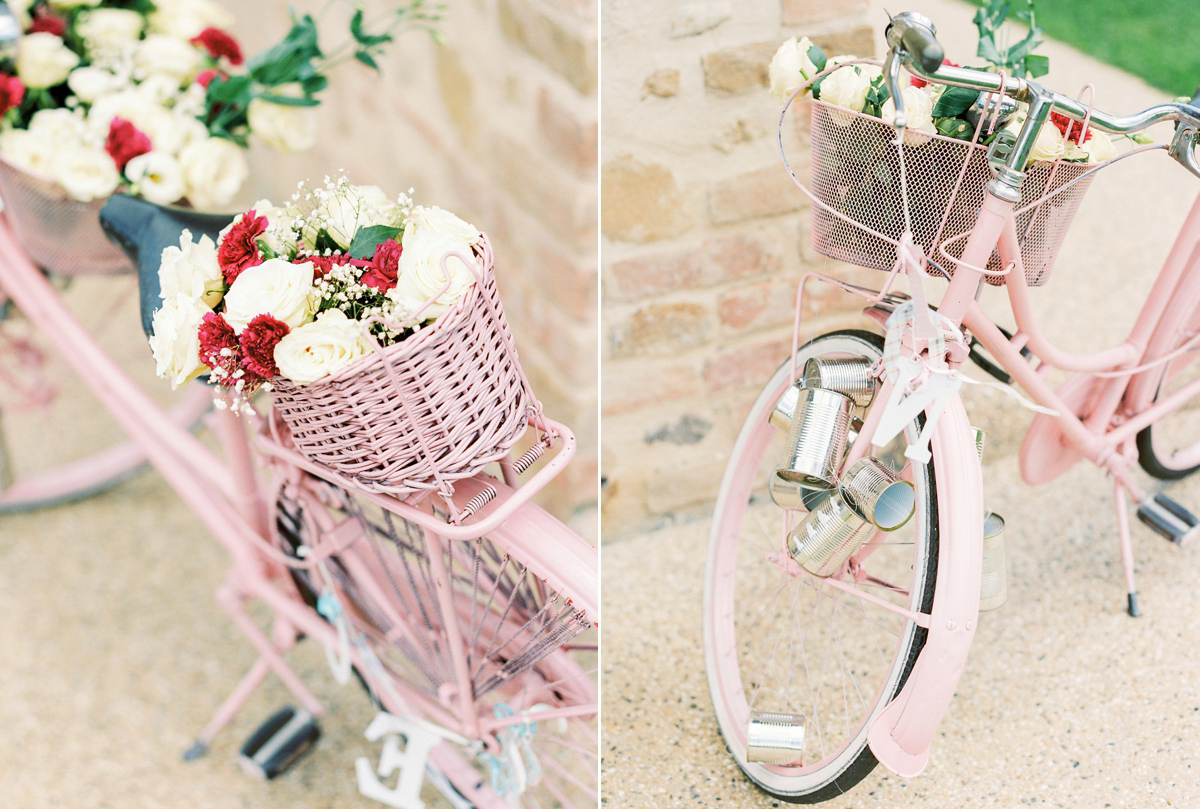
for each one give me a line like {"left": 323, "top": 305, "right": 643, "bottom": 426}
{"left": 704, "top": 11, "right": 1200, "bottom": 802}
{"left": 0, "top": 181, "right": 598, "bottom": 806}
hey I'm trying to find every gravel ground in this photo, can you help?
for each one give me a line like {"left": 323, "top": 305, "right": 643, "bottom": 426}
{"left": 602, "top": 1, "right": 1200, "bottom": 807}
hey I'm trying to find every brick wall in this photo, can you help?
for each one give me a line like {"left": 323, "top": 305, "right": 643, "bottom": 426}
{"left": 601, "top": 0, "right": 877, "bottom": 538}
{"left": 227, "top": 0, "right": 598, "bottom": 528}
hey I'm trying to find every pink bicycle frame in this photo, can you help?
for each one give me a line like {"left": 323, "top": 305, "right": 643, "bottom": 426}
{"left": 0, "top": 216, "right": 598, "bottom": 806}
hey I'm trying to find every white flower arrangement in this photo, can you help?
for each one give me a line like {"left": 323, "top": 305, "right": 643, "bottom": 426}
{"left": 148, "top": 175, "right": 485, "bottom": 413}
{"left": 0, "top": 0, "right": 441, "bottom": 207}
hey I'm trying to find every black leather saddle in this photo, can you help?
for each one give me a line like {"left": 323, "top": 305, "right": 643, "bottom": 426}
{"left": 99, "top": 194, "right": 236, "bottom": 335}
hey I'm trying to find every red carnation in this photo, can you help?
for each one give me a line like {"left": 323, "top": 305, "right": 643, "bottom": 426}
{"left": 1050, "top": 111, "right": 1092, "bottom": 145}
{"left": 105, "top": 117, "right": 152, "bottom": 171}
{"left": 197, "top": 311, "right": 241, "bottom": 380}
{"left": 910, "top": 59, "right": 959, "bottom": 89}
{"left": 190, "top": 27, "right": 244, "bottom": 66}
{"left": 195, "top": 69, "right": 225, "bottom": 88}
{"left": 0, "top": 74, "right": 25, "bottom": 117}
{"left": 239, "top": 314, "right": 290, "bottom": 380}
{"left": 218, "top": 210, "right": 268, "bottom": 285}
{"left": 28, "top": 9, "right": 67, "bottom": 37}
{"left": 359, "top": 239, "right": 402, "bottom": 292}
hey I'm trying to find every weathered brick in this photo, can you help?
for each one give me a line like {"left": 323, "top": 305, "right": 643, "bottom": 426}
{"left": 812, "top": 26, "right": 875, "bottom": 60}
{"left": 646, "top": 453, "right": 722, "bottom": 514}
{"left": 609, "top": 232, "right": 781, "bottom": 301}
{"left": 494, "top": 133, "right": 596, "bottom": 249}
{"left": 643, "top": 68, "right": 681, "bottom": 98}
{"left": 601, "top": 155, "right": 693, "bottom": 244}
{"left": 701, "top": 42, "right": 776, "bottom": 95}
{"left": 538, "top": 87, "right": 597, "bottom": 177}
{"left": 782, "top": 0, "right": 868, "bottom": 26}
{"left": 435, "top": 44, "right": 476, "bottom": 150}
{"left": 709, "top": 165, "right": 806, "bottom": 225}
{"left": 718, "top": 279, "right": 801, "bottom": 332}
{"left": 666, "top": 1, "right": 731, "bottom": 38}
{"left": 498, "top": 0, "right": 597, "bottom": 95}
{"left": 713, "top": 118, "right": 764, "bottom": 152}
{"left": 602, "top": 360, "right": 703, "bottom": 414}
{"left": 702, "top": 335, "right": 792, "bottom": 393}
{"left": 608, "top": 302, "right": 712, "bottom": 359}
{"left": 535, "top": 239, "right": 596, "bottom": 320}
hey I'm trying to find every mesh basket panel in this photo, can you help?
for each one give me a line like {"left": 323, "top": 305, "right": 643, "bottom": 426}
{"left": 808, "top": 100, "right": 1094, "bottom": 286}
{"left": 0, "top": 157, "right": 132, "bottom": 276}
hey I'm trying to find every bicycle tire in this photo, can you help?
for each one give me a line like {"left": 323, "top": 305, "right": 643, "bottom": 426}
{"left": 703, "top": 330, "right": 939, "bottom": 803}
{"left": 1133, "top": 271, "right": 1200, "bottom": 480}
{"left": 273, "top": 473, "right": 598, "bottom": 809}
{"left": 0, "top": 272, "right": 211, "bottom": 511}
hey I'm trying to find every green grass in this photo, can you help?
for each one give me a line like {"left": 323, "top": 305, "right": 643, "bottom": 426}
{"left": 971, "top": 0, "right": 1200, "bottom": 96}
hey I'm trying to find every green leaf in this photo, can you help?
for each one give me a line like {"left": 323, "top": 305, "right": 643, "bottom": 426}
{"left": 350, "top": 8, "right": 395, "bottom": 47}
{"left": 1025, "top": 53, "right": 1050, "bottom": 78}
{"left": 807, "top": 43, "right": 827, "bottom": 73}
{"left": 936, "top": 117, "right": 973, "bottom": 140}
{"left": 313, "top": 229, "right": 342, "bottom": 255}
{"left": 347, "top": 225, "right": 403, "bottom": 259}
{"left": 247, "top": 13, "right": 323, "bottom": 87}
{"left": 355, "top": 50, "right": 379, "bottom": 70}
{"left": 932, "top": 85, "right": 979, "bottom": 118}
{"left": 257, "top": 92, "right": 320, "bottom": 107}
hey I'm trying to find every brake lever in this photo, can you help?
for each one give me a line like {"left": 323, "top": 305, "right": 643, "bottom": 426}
{"left": 1168, "top": 124, "right": 1200, "bottom": 180}
{"left": 882, "top": 47, "right": 907, "bottom": 130}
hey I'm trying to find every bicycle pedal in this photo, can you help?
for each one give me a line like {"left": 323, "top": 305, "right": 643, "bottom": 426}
{"left": 239, "top": 706, "right": 320, "bottom": 780}
{"left": 1136, "top": 494, "right": 1200, "bottom": 545}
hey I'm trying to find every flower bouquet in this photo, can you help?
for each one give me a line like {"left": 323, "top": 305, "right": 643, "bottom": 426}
{"left": 769, "top": 0, "right": 1125, "bottom": 286}
{"left": 0, "top": 0, "right": 438, "bottom": 275}
{"left": 148, "top": 176, "right": 539, "bottom": 496}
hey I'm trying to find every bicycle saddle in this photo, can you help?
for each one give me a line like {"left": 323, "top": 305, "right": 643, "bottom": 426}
{"left": 99, "top": 193, "right": 235, "bottom": 336}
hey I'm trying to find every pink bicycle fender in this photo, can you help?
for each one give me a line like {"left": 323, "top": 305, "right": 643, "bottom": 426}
{"left": 867, "top": 395, "right": 982, "bottom": 777}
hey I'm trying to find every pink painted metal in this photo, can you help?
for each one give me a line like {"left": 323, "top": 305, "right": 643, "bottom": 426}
{"left": 0, "top": 207, "right": 598, "bottom": 805}
{"left": 269, "top": 236, "right": 542, "bottom": 514}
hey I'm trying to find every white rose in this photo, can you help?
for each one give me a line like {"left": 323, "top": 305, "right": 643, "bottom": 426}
{"left": 817, "top": 64, "right": 874, "bottom": 123}
{"left": 178, "top": 137, "right": 249, "bottom": 210}
{"left": 134, "top": 35, "right": 202, "bottom": 84}
{"left": 1084, "top": 131, "right": 1118, "bottom": 163}
{"left": 159, "top": 228, "right": 224, "bottom": 306}
{"left": 388, "top": 230, "right": 479, "bottom": 320}
{"left": 17, "top": 32, "right": 80, "bottom": 89}
{"left": 247, "top": 95, "right": 317, "bottom": 154}
{"left": 1029, "top": 121, "right": 1065, "bottom": 162}
{"left": 304, "top": 184, "right": 398, "bottom": 250}
{"left": 136, "top": 73, "right": 185, "bottom": 105}
{"left": 881, "top": 85, "right": 937, "bottom": 146}
{"left": 7, "top": 0, "right": 33, "bottom": 28}
{"left": 222, "top": 257, "right": 316, "bottom": 332}
{"left": 52, "top": 144, "right": 120, "bottom": 202}
{"left": 0, "top": 129, "right": 57, "bottom": 175}
{"left": 76, "top": 8, "right": 145, "bottom": 54}
{"left": 148, "top": 0, "right": 234, "bottom": 40}
{"left": 127, "top": 151, "right": 187, "bottom": 206}
{"left": 28, "top": 107, "right": 89, "bottom": 142}
{"left": 402, "top": 205, "right": 481, "bottom": 248}
{"left": 48, "top": 0, "right": 101, "bottom": 7}
{"left": 769, "top": 36, "right": 820, "bottom": 102}
{"left": 149, "top": 292, "right": 210, "bottom": 389}
{"left": 67, "top": 67, "right": 127, "bottom": 103}
{"left": 273, "top": 308, "right": 373, "bottom": 385}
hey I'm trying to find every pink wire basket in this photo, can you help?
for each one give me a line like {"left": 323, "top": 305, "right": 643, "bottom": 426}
{"left": 0, "top": 156, "right": 133, "bottom": 276}
{"left": 268, "top": 235, "right": 542, "bottom": 498}
{"left": 808, "top": 99, "right": 1096, "bottom": 286}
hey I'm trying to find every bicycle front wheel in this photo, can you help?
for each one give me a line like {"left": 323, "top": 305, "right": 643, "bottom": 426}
{"left": 1135, "top": 272, "right": 1200, "bottom": 479}
{"left": 275, "top": 474, "right": 598, "bottom": 809}
{"left": 704, "top": 330, "right": 938, "bottom": 803}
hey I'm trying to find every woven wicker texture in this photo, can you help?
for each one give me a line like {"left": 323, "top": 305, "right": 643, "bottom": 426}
{"left": 808, "top": 99, "right": 1095, "bottom": 286}
{"left": 0, "top": 157, "right": 132, "bottom": 276}
{"left": 270, "top": 236, "right": 540, "bottom": 497}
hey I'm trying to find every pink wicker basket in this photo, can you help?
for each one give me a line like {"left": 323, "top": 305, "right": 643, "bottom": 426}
{"left": 0, "top": 156, "right": 133, "bottom": 276}
{"left": 268, "top": 235, "right": 541, "bottom": 496}
{"left": 808, "top": 99, "right": 1096, "bottom": 286}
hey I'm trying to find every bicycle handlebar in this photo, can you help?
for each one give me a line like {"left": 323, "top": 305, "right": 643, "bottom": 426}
{"left": 885, "top": 11, "right": 1200, "bottom": 182}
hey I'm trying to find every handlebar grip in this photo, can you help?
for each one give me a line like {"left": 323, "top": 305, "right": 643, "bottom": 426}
{"left": 901, "top": 25, "right": 944, "bottom": 74}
